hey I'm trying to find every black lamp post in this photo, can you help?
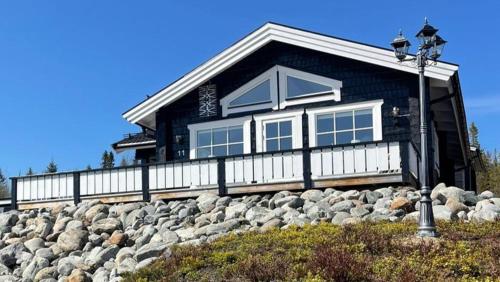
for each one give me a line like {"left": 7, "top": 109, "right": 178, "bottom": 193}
{"left": 390, "top": 18, "right": 447, "bottom": 237}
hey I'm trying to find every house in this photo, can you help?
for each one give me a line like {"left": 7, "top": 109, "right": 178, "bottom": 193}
{"left": 12, "top": 22, "right": 477, "bottom": 210}
{"left": 115, "top": 22, "right": 475, "bottom": 192}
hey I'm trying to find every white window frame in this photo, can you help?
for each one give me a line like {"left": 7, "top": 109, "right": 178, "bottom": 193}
{"left": 306, "top": 100, "right": 383, "bottom": 147}
{"left": 221, "top": 65, "right": 343, "bottom": 117}
{"left": 188, "top": 116, "right": 252, "bottom": 159}
{"left": 254, "top": 109, "right": 304, "bottom": 153}
{"left": 278, "top": 66, "right": 342, "bottom": 109}
{"left": 220, "top": 66, "right": 279, "bottom": 117}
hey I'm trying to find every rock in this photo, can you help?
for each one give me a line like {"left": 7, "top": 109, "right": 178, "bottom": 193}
{"left": 374, "top": 197, "right": 392, "bottom": 210}
{"left": 117, "top": 257, "right": 137, "bottom": 274}
{"left": 430, "top": 183, "right": 447, "bottom": 202}
{"left": 0, "top": 263, "right": 10, "bottom": 275}
{"left": 245, "top": 206, "right": 270, "bottom": 222}
{"left": 350, "top": 206, "right": 370, "bottom": 218}
{"left": 175, "top": 228, "right": 196, "bottom": 241}
{"left": 375, "top": 187, "right": 393, "bottom": 198}
{"left": 300, "top": 190, "right": 324, "bottom": 202}
{"left": 67, "top": 268, "right": 89, "bottom": 282}
{"left": 0, "top": 275, "right": 17, "bottom": 282}
{"left": 365, "top": 191, "right": 382, "bottom": 204}
{"left": 92, "top": 268, "right": 110, "bottom": 282}
{"left": 92, "top": 218, "right": 122, "bottom": 234}
{"left": 225, "top": 203, "right": 248, "bottom": 219}
{"left": 402, "top": 211, "right": 419, "bottom": 222}
{"left": 215, "top": 196, "right": 232, "bottom": 207}
{"left": 91, "top": 245, "right": 120, "bottom": 267}
{"left": 390, "top": 197, "right": 413, "bottom": 212}
{"left": 22, "top": 256, "right": 49, "bottom": 281}
{"left": 107, "top": 231, "right": 127, "bottom": 246}
{"left": 440, "top": 186, "right": 465, "bottom": 202}
{"left": 33, "top": 265, "right": 57, "bottom": 281}
{"left": 134, "top": 242, "right": 170, "bottom": 262}
{"left": 206, "top": 219, "right": 240, "bottom": 236}
{"left": 160, "top": 231, "right": 180, "bottom": 245}
{"left": 342, "top": 217, "right": 362, "bottom": 225}
{"left": 34, "top": 217, "right": 53, "bottom": 238}
{"left": 57, "top": 256, "right": 85, "bottom": 276}
{"left": 0, "top": 242, "right": 28, "bottom": 267}
{"left": 445, "top": 198, "right": 468, "bottom": 215}
{"left": 0, "top": 213, "right": 18, "bottom": 233}
{"left": 331, "top": 200, "right": 354, "bottom": 212}
{"left": 57, "top": 229, "right": 89, "bottom": 252}
{"left": 341, "top": 190, "right": 360, "bottom": 200}
{"left": 275, "top": 196, "right": 303, "bottom": 208}
{"left": 331, "top": 212, "right": 352, "bottom": 225}
{"left": 196, "top": 193, "right": 220, "bottom": 213}
{"left": 109, "top": 202, "right": 143, "bottom": 217}
{"left": 84, "top": 204, "right": 109, "bottom": 222}
{"left": 457, "top": 210, "right": 468, "bottom": 220}
{"left": 471, "top": 208, "right": 500, "bottom": 222}
{"left": 463, "top": 191, "right": 479, "bottom": 206}
{"left": 24, "top": 237, "right": 45, "bottom": 253}
{"left": 306, "top": 203, "right": 331, "bottom": 220}
{"left": 480, "top": 190, "right": 494, "bottom": 199}
{"left": 261, "top": 218, "right": 284, "bottom": 231}
{"left": 432, "top": 205, "right": 457, "bottom": 221}
{"left": 135, "top": 257, "right": 157, "bottom": 270}
{"left": 35, "top": 248, "right": 55, "bottom": 261}
{"left": 490, "top": 198, "right": 500, "bottom": 207}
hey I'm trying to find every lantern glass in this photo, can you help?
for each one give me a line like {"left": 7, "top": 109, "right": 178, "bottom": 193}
{"left": 391, "top": 32, "right": 411, "bottom": 61}
{"left": 416, "top": 20, "right": 438, "bottom": 48}
{"left": 430, "top": 35, "right": 446, "bottom": 60}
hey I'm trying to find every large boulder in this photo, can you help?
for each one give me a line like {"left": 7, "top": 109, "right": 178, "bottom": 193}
{"left": 0, "top": 213, "right": 18, "bottom": 233}
{"left": 92, "top": 218, "right": 122, "bottom": 234}
{"left": 245, "top": 206, "right": 271, "bottom": 222}
{"left": 331, "top": 200, "right": 354, "bottom": 212}
{"left": 432, "top": 205, "right": 457, "bottom": 221}
{"left": 196, "top": 193, "right": 220, "bottom": 213}
{"left": 390, "top": 197, "right": 413, "bottom": 212}
{"left": 22, "top": 256, "right": 49, "bottom": 281}
{"left": 134, "top": 242, "right": 170, "bottom": 262}
{"left": 225, "top": 203, "right": 248, "bottom": 220}
{"left": 33, "top": 217, "right": 53, "bottom": 239}
{"left": 24, "top": 237, "right": 45, "bottom": 254}
{"left": 57, "top": 229, "right": 89, "bottom": 252}
{"left": 300, "top": 190, "right": 324, "bottom": 202}
{"left": 0, "top": 242, "right": 28, "bottom": 267}
{"left": 480, "top": 190, "right": 494, "bottom": 199}
{"left": 84, "top": 204, "right": 109, "bottom": 222}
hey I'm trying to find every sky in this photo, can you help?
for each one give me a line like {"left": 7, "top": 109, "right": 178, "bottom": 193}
{"left": 1, "top": 1, "right": 499, "bottom": 177}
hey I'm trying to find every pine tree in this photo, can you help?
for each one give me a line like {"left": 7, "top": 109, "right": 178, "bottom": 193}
{"left": 101, "top": 150, "right": 115, "bottom": 169}
{"left": 86, "top": 165, "right": 92, "bottom": 170}
{"left": 469, "top": 122, "right": 480, "bottom": 147}
{"left": 45, "top": 160, "right": 58, "bottom": 173}
{"left": 101, "top": 151, "right": 109, "bottom": 168}
{"left": 108, "top": 152, "right": 115, "bottom": 168}
{"left": 0, "top": 169, "right": 9, "bottom": 198}
{"left": 26, "top": 168, "right": 34, "bottom": 175}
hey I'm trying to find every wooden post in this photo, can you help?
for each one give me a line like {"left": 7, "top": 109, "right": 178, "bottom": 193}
{"left": 303, "top": 149, "right": 312, "bottom": 189}
{"left": 10, "top": 178, "right": 17, "bottom": 210}
{"left": 73, "top": 172, "right": 80, "bottom": 205}
{"left": 217, "top": 158, "right": 226, "bottom": 196}
{"left": 142, "top": 166, "right": 150, "bottom": 202}
{"left": 401, "top": 141, "right": 410, "bottom": 184}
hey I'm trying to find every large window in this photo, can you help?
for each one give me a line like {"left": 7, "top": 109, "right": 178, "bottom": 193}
{"left": 196, "top": 126, "right": 243, "bottom": 158}
{"left": 264, "top": 120, "right": 293, "bottom": 151}
{"left": 307, "top": 100, "right": 384, "bottom": 148}
{"left": 221, "top": 65, "right": 342, "bottom": 117}
{"left": 316, "top": 109, "right": 373, "bottom": 146}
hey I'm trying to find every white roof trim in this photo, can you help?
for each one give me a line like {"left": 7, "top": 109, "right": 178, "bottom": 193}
{"left": 123, "top": 22, "right": 459, "bottom": 127}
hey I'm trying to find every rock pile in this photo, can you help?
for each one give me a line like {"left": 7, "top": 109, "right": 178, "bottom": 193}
{"left": 0, "top": 184, "right": 498, "bottom": 281}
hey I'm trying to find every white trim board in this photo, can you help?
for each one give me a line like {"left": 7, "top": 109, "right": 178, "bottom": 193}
{"left": 123, "top": 22, "right": 458, "bottom": 128}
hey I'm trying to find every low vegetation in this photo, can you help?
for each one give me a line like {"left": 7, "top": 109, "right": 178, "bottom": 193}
{"left": 123, "top": 221, "right": 499, "bottom": 282}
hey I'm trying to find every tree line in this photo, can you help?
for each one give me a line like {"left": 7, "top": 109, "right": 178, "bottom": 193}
{"left": 469, "top": 122, "right": 500, "bottom": 196}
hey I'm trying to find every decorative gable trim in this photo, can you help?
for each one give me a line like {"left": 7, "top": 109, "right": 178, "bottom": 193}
{"left": 123, "top": 22, "right": 458, "bottom": 129}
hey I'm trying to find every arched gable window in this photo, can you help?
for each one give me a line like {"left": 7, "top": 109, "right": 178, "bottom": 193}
{"left": 220, "top": 66, "right": 342, "bottom": 117}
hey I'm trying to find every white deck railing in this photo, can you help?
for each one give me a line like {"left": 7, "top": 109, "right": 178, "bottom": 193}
{"left": 11, "top": 141, "right": 408, "bottom": 207}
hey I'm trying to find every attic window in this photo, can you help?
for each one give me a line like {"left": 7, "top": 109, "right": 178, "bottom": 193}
{"left": 220, "top": 65, "right": 342, "bottom": 117}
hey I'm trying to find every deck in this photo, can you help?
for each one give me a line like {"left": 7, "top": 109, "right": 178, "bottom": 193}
{"left": 10, "top": 140, "right": 420, "bottom": 210}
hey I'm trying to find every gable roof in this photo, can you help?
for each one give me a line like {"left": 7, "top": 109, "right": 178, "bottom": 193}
{"left": 123, "top": 22, "right": 459, "bottom": 128}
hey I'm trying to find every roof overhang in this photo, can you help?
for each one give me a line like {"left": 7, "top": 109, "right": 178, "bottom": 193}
{"left": 123, "top": 22, "right": 459, "bottom": 129}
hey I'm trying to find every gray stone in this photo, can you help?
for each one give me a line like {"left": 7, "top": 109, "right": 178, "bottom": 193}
{"left": 91, "top": 245, "right": 120, "bottom": 267}
{"left": 471, "top": 208, "right": 500, "bottom": 222}
{"left": 261, "top": 218, "right": 284, "bottom": 231}
{"left": 0, "top": 275, "right": 17, "bottom": 282}
{"left": 430, "top": 183, "right": 448, "bottom": 202}
{"left": 245, "top": 206, "right": 271, "bottom": 222}
{"left": 206, "top": 219, "right": 240, "bottom": 236}
{"left": 480, "top": 190, "right": 494, "bottom": 199}
{"left": 445, "top": 198, "right": 468, "bottom": 215}
{"left": 57, "top": 229, "right": 88, "bottom": 252}
{"left": 215, "top": 196, "right": 232, "bottom": 207}
{"left": 135, "top": 257, "right": 157, "bottom": 270}
{"left": 33, "top": 217, "right": 53, "bottom": 239}
{"left": 66, "top": 219, "right": 84, "bottom": 230}
{"left": 365, "top": 191, "right": 383, "bottom": 204}
{"left": 93, "top": 268, "right": 110, "bottom": 282}
{"left": 109, "top": 202, "right": 143, "bottom": 217}
{"left": 117, "top": 257, "right": 137, "bottom": 274}
{"left": 331, "top": 212, "right": 352, "bottom": 225}
{"left": 331, "top": 200, "right": 354, "bottom": 212}
{"left": 0, "top": 242, "right": 28, "bottom": 267}
{"left": 33, "top": 265, "right": 57, "bottom": 281}
{"left": 300, "top": 190, "right": 324, "bottom": 202}
{"left": 161, "top": 231, "right": 180, "bottom": 245}
{"left": 0, "top": 213, "right": 18, "bottom": 233}
{"left": 92, "top": 218, "right": 122, "bottom": 234}
{"left": 134, "top": 242, "right": 170, "bottom": 262}
{"left": 375, "top": 187, "right": 393, "bottom": 198}
{"left": 0, "top": 263, "right": 10, "bottom": 275}
{"left": 22, "top": 256, "right": 49, "bottom": 281}
{"left": 196, "top": 193, "right": 220, "bottom": 213}
{"left": 433, "top": 205, "right": 457, "bottom": 221}
{"left": 225, "top": 203, "right": 247, "bottom": 220}
{"left": 85, "top": 204, "right": 110, "bottom": 222}
{"left": 402, "top": 211, "right": 419, "bottom": 222}
{"left": 35, "top": 247, "right": 55, "bottom": 261}
{"left": 57, "top": 256, "right": 84, "bottom": 276}
{"left": 463, "top": 191, "right": 479, "bottom": 206}
{"left": 341, "top": 190, "right": 360, "bottom": 200}
{"left": 440, "top": 186, "right": 466, "bottom": 202}
{"left": 373, "top": 197, "right": 392, "bottom": 210}
{"left": 350, "top": 206, "right": 370, "bottom": 218}
{"left": 175, "top": 228, "right": 196, "bottom": 241}
{"left": 24, "top": 237, "right": 45, "bottom": 253}
{"left": 115, "top": 247, "right": 135, "bottom": 265}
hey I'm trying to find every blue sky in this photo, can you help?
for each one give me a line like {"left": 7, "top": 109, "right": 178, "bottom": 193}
{"left": 1, "top": 1, "right": 499, "bottom": 177}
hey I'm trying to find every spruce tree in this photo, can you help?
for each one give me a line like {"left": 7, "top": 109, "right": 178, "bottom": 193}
{"left": 120, "top": 158, "right": 129, "bottom": 167}
{"left": 26, "top": 168, "right": 34, "bottom": 175}
{"left": 86, "top": 165, "right": 92, "bottom": 170}
{"left": 101, "top": 150, "right": 115, "bottom": 169}
{"left": 101, "top": 151, "right": 109, "bottom": 168}
{"left": 469, "top": 122, "right": 480, "bottom": 147}
{"left": 0, "top": 169, "right": 9, "bottom": 198}
{"left": 46, "top": 160, "right": 58, "bottom": 173}
{"left": 108, "top": 152, "right": 115, "bottom": 168}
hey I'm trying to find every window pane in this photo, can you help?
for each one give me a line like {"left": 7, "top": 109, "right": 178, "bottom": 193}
{"left": 266, "top": 122, "right": 278, "bottom": 138}
{"left": 317, "top": 133, "right": 334, "bottom": 146}
{"left": 280, "top": 137, "right": 293, "bottom": 150}
{"left": 212, "top": 128, "right": 227, "bottom": 145}
{"left": 279, "top": 121, "right": 292, "bottom": 137}
{"left": 197, "top": 131, "right": 211, "bottom": 147}
{"left": 197, "top": 147, "right": 210, "bottom": 158}
{"left": 317, "top": 114, "right": 334, "bottom": 133}
{"left": 355, "top": 129, "right": 373, "bottom": 142}
{"left": 228, "top": 127, "right": 243, "bottom": 143}
{"left": 355, "top": 109, "right": 373, "bottom": 128}
{"left": 287, "top": 76, "right": 331, "bottom": 98}
{"left": 212, "top": 145, "right": 227, "bottom": 157}
{"left": 266, "top": 139, "right": 279, "bottom": 151}
{"left": 336, "top": 131, "right": 354, "bottom": 145}
{"left": 229, "top": 144, "right": 243, "bottom": 155}
{"left": 336, "top": 111, "right": 353, "bottom": 131}
{"left": 229, "top": 80, "right": 271, "bottom": 106}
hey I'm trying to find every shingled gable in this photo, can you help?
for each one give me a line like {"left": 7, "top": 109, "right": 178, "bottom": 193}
{"left": 123, "top": 22, "right": 459, "bottom": 129}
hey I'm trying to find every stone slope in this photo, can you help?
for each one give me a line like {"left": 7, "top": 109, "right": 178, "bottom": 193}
{"left": 0, "top": 184, "right": 498, "bottom": 282}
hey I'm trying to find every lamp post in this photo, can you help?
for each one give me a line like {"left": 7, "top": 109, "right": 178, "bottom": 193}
{"left": 390, "top": 18, "right": 446, "bottom": 237}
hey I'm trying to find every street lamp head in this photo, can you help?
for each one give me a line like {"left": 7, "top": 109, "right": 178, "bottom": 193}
{"left": 430, "top": 35, "right": 447, "bottom": 60}
{"left": 416, "top": 18, "right": 438, "bottom": 48}
{"left": 391, "top": 30, "right": 411, "bottom": 61}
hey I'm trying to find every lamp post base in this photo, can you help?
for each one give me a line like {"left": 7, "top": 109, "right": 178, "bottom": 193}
{"left": 416, "top": 228, "right": 440, "bottom": 238}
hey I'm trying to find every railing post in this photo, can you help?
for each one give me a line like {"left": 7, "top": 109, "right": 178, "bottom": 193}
{"left": 401, "top": 141, "right": 410, "bottom": 183}
{"left": 217, "top": 158, "right": 226, "bottom": 196}
{"left": 73, "top": 172, "right": 80, "bottom": 205}
{"left": 303, "top": 148, "right": 312, "bottom": 189}
{"left": 10, "top": 178, "right": 17, "bottom": 210}
{"left": 141, "top": 165, "right": 150, "bottom": 202}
